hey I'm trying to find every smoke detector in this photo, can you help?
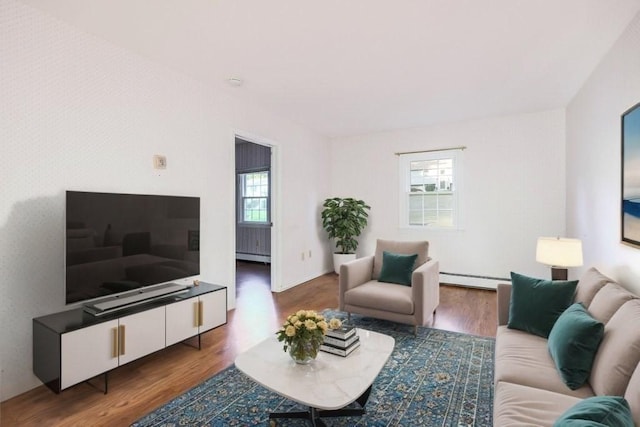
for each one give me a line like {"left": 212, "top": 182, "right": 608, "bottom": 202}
{"left": 227, "top": 77, "right": 243, "bottom": 87}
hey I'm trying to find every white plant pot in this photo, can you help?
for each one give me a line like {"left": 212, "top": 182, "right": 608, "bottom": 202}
{"left": 333, "top": 253, "right": 357, "bottom": 274}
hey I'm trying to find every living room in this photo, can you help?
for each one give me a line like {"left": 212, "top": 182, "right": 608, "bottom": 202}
{"left": 3, "top": 0, "right": 640, "bottom": 425}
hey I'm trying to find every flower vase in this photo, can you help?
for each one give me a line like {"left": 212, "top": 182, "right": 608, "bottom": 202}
{"left": 289, "top": 339, "right": 319, "bottom": 364}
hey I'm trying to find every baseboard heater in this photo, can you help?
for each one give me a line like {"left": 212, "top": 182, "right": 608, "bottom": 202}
{"left": 236, "top": 252, "right": 271, "bottom": 263}
{"left": 439, "top": 272, "right": 510, "bottom": 290}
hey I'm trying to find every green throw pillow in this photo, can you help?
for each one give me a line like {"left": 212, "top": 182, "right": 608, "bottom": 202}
{"left": 548, "top": 303, "right": 604, "bottom": 390}
{"left": 553, "top": 396, "right": 634, "bottom": 427}
{"left": 508, "top": 272, "right": 578, "bottom": 338}
{"left": 378, "top": 251, "right": 417, "bottom": 286}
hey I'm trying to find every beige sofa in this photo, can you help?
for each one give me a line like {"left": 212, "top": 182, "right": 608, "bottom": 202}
{"left": 494, "top": 267, "right": 640, "bottom": 426}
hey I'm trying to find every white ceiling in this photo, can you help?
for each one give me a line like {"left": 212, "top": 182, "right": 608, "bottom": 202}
{"left": 19, "top": 0, "right": 640, "bottom": 138}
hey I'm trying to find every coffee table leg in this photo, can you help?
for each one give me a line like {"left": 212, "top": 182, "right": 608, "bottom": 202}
{"left": 269, "top": 385, "right": 372, "bottom": 425}
{"left": 268, "top": 407, "right": 327, "bottom": 426}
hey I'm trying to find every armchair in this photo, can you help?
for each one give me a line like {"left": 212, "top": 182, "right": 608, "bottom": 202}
{"left": 339, "top": 239, "right": 440, "bottom": 333}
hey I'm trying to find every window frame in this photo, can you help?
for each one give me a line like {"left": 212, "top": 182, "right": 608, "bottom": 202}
{"left": 237, "top": 170, "right": 270, "bottom": 226}
{"left": 398, "top": 149, "right": 464, "bottom": 230}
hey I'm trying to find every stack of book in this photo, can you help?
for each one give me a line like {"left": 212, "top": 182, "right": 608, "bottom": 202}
{"left": 320, "top": 325, "right": 360, "bottom": 357}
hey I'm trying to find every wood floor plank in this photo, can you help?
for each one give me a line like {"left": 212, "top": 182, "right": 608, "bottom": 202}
{"left": 1, "top": 263, "right": 497, "bottom": 426}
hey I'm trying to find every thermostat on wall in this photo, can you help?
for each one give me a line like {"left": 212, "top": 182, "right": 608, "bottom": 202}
{"left": 153, "top": 155, "right": 167, "bottom": 169}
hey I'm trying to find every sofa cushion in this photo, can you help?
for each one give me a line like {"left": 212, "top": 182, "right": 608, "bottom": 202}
{"left": 343, "top": 281, "right": 414, "bottom": 314}
{"left": 624, "top": 363, "right": 640, "bottom": 426}
{"left": 372, "top": 239, "right": 428, "bottom": 280}
{"left": 553, "top": 396, "right": 634, "bottom": 427}
{"left": 590, "top": 299, "right": 640, "bottom": 396}
{"left": 493, "top": 381, "right": 581, "bottom": 427}
{"left": 574, "top": 267, "right": 612, "bottom": 309}
{"left": 508, "top": 272, "right": 578, "bottom": 338}
{"left": 378, "top": 251, "right": 417, "bottom": 286}
{"left": 588, "top": 283, "right": 637, "bottom": 324}
{"left": 495, "top": 326, "right": 595, "bottom": 398}
{"left": 548, "top": 303, "right": 604, "bottom": 390}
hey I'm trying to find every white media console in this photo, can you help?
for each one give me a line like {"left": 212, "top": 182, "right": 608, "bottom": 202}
{"left": 33, "top": 282, "right": 227, "bottom": 394}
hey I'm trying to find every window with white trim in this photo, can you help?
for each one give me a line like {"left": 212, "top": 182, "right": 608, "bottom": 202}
{"left": 399, "top": 149, "right": 463, "bottom": 229}
{"left": 239, "top": 171, "right": 269, "bottom": 224}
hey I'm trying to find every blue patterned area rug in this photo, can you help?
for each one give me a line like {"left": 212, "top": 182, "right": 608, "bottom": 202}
{"left": 132, "top": 311, "right": 495, "bottom": 426}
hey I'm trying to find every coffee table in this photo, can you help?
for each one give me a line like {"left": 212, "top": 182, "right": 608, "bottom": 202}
{"left": 234, "top": 328, "right": 394, "bottom": 426}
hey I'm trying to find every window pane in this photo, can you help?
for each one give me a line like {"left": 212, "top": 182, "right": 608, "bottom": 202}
{"left": 240, "top": 171, "right": 269, "bottom": 223}
{"left": 400, "top": 150, "right": 461, "bottom": 229}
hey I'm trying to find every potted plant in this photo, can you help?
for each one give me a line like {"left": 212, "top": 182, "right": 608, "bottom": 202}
{"left": 321, "top": 197, "right": 371, "bottom": 273}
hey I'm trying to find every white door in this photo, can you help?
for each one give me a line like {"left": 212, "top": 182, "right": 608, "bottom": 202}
{"left": 118, "top": 306, "right": 165, "bottom": 365}
{"left": 165, "top": 297, "right": 200, "bottom": 346}
{"left": 61, "top": 319, "right": 119, "bottom": 390}
{"left": 200, "top": 291, "right": 227, "bottom": 333}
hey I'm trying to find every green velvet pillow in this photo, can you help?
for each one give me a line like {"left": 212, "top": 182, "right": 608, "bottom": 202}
{"left": 553, "top": 396, "right": 634, "bottom": 427}
{"left": 508, "top": 272, "right": 578, "bottom": 338}
{"left": 548, "top": 303, "right": 604, "bottom": 390}
{"left": 378, "top": 251, "right": 418, "bottom": 286}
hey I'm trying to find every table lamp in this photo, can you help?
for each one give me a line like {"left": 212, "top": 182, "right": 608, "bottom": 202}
{"left": 536, "top": 237, "right": 583, "bottom": 280}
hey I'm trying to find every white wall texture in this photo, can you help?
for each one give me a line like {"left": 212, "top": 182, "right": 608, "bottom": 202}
{"left": 566, "top": 12, "right": 640, "bottom": 294}
{"left": 329, "top": 109, "right": 568, "bottom": 286}
{"left": 0, "top": 0, "right": 331, "bottom": 401}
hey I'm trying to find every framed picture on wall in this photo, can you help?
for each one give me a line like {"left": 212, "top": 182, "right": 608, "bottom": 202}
{"left": 622, "top": 101, "right": 640, "bottom": 247}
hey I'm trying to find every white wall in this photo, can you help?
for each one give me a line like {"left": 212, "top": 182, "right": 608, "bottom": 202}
{"left": 329, "top": 109, "right": 567, "bottom": 286}
{"left": 567, "top": 12, "right": 640, "bottom": 294}
{"left": 0, "top": 0, "right": 331, "bottom": 401}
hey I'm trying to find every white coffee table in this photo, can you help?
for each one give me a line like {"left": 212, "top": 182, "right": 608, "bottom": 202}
{"left": 235, "top": 328, "right": 394, "bottom": 426}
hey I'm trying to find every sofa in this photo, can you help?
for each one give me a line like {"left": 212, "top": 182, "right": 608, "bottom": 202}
{"left": 493, "top": 267, "right": 640, "bottom": 426}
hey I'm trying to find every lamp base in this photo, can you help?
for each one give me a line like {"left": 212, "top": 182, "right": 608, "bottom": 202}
{"left": 551, "top": 267, "right": 568, "bottom": 281}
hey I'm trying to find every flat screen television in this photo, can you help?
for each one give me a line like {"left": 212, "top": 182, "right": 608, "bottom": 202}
{"left": 65, "top": 191, "right": 200, "bottom": 308}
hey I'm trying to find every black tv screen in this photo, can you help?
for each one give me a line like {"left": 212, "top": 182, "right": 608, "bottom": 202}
{"left": 65, "top": 191, "right": 200, "bottom": 305}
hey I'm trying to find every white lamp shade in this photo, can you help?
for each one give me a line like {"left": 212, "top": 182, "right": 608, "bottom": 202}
{"left": 536, "top": 237, "right": 583, "bottom": 267}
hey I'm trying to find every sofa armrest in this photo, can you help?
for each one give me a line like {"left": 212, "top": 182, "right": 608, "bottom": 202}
{"left": 339, "top": 256, "right": 374, "bottom": 310}
{"left": 497, "top": 282, "right": 512, "bottom": 326}
{"left": 411, "top": 259, "right": 440, "bottom": 326}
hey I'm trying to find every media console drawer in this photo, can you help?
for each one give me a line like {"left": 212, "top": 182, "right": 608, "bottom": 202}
{"left": 33, "top": 282, "right": 227, "bottom": 394}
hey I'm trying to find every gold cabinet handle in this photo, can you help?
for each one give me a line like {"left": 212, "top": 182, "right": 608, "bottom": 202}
{"left": 194, "top": 301, "right": 200, "bottom": 327}
{"left": 119, "top": 324, "right": 125, "bottom": 356}
{"left": 112, "top": 327, "right": 119, "bottom": 358}
{"left": 198, "top": 301, "right": 204, "bottom": 327}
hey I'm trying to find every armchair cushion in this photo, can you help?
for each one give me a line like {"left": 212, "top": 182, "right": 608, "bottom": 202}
{"left": 343, "top": 281, "right": 414, "bottom": 315}
{"left": 378, "top": 251, "right": 418, "bottom": 286}
{"left": 373, "top": 239, "right": 428, "bottom": 279}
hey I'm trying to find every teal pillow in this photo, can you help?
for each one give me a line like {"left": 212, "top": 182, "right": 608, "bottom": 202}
{"left": 508, "top": 272, "right": 578, "bottom": 338}
{"left": 554, "top": 396, "right": 634, "bottom": 427}
{"left": 378, "top": 251, "right": 418, "bottom": 286}
{"left": 548, "top": 303, "right": 604, "bottom": 390}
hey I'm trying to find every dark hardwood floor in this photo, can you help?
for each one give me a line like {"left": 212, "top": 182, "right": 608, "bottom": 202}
{"left": 1, "top": 262, "right": 496, "bottom": 426}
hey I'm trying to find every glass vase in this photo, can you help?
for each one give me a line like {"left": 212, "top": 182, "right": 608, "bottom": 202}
{"left": 289, "top": 339, "right": 320, "bottom": 364}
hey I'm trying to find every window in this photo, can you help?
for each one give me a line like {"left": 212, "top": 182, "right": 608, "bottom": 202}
{"left": 239, "top": 171, "right": 269, "bottom": 223}
{"left": 399, "top": 149, "right": 463, "bottom": 229}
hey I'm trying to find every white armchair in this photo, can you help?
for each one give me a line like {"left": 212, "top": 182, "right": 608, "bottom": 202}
{"left": 339, "top": 239, "right": 440, "bottom": 333}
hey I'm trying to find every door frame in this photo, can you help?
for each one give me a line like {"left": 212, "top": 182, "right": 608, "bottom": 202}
{"left": 232, "top": 130, "right": 280, "bottom": 293}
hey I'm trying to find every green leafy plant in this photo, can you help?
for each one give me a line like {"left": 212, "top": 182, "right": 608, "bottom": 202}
{"left": 321, "top": 197, "right": 371, "bottom": 254}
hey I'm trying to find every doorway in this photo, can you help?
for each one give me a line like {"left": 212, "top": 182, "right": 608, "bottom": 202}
{"left": 234, "top": 137, "right": 273, "bottom": 296}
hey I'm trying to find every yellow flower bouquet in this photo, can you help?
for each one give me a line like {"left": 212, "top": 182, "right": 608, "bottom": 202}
{"left": 276, "top": 310, "right": 342, "bottom": 364}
